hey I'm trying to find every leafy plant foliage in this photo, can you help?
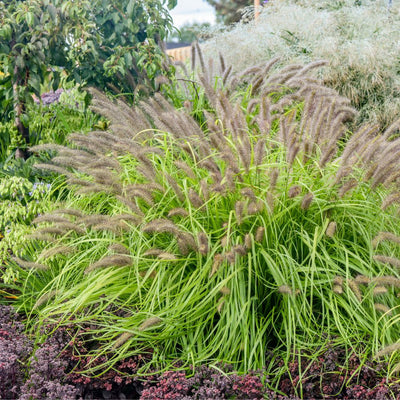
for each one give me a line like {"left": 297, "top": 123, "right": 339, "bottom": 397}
{"left": 0, "top": 0, "right": 176, "bottom": 154}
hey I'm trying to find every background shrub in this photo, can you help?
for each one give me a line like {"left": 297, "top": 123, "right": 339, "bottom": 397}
{"left": 202, "top": 0, "right": 400, "bottom": 128}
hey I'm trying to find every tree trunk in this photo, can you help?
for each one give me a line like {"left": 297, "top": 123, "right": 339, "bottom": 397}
{"left": 13, "top": 65, "right": 30, "bottom": 159}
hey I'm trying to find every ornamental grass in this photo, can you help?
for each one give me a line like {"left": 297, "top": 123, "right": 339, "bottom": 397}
{"left": 6, "top": 49, "right": 400, "bottom": 377}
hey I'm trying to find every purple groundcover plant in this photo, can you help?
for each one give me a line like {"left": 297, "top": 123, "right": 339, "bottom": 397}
{"left": 141, "top": 365, "right": 270, "bottom": 400}
{"left": 19, "top": 327, "right": 80, "bottom": 400}
{"left": 2, "top": 305, "right": 400, "bottom": 399}
{"left": 0, "top": 306, "right": 32, "bottom": 399}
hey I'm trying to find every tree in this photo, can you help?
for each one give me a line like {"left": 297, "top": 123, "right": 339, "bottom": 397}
{"left": 0, "top": 0, "right": 177, "bottom": 156}
{"left": 168, "top": 22, "right": 211, "bottom": 43}
{"left": 71, "top": 0, "right": 177, "bottom": 98}
{"left": 205, "top": 0, "right": 252, "bottom": 25}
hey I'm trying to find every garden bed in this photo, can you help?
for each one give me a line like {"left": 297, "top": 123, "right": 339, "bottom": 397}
{"left": 1, "top": 305, "right": 400, "bottom": 399}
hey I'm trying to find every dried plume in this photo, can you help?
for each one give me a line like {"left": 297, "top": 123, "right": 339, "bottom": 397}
{"left": 288, "top": 185, "right": 302, "bottom": 198}
{"left": 112, "top": 332, "right": 134, "bottom": 350}
{"left": 372, "top": 276, "right": 400, "bottom": 288}
{"left": 33, "top": 289, "right": 60, "bottom": 310}
{"left": 39, "top": 245, "right": 74, "bottom": 259}
{"left": 220, "top": 286, "right": 231, "bottom": 296}
{"left": 374, "top": 303, "right": 392, "bottom": 315}
{"left": 235, "top": 201, "right": 245, "bottom": 225}
{"left": 375, "top": 342, "right": 400, "bottom": 359}
{"left": 157, "top": 253, "right": 178, "bottom": 261}
{"left": 210, "top": 254, "right": 224, "bottom": 277}
{"left": 348, "top": 279, "right": 363, "bottom": 302}
{"left": 139, "top": 316, "right": 162, "bottom": 331}
{"left": 255, "top": 226, "right": 265, "bottom": 242}
{"left": 143, "top": 248, "right": 163, "bottom": 257}
{"left": 85, "top": 255, "right": 132, "bottom": 274}
{"left": 325, "top": 222, "right": 337, "bottom": 238}
{"left": 142, "top": 219, "right": 180, "bottom": 235}
{"left": 374, "top": 255, "right": 400, "bottom": 269}
{"left": 372, "top": 232, "right": 400, "bottom": 248}
{"left": 373, "top": 286, "right": 388, "bottom": 296}
{"left": 109, "top": 243, "right": 130, "bottom": 255}
{"left": 12, "top": 257, "right": 48, "bottom": 270}
{"left": 188, "top": 188, "right": 204, "bottom": 208}
{"left": 300, "top": 192, "right": 314, "bottom": 210}
{"left": 244, "top": 234, "right": 252, "bottom": 250}
{"left": 168, "top": 208, "right": 189, "bottom": 218}
{"left": 278, "top": 285, "right": 294, "bottom": 295}
{"left": 197, "top": 232, "right": 209, "bottom": 256}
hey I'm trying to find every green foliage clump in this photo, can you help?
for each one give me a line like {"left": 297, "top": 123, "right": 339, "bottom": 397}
{"left": 202, "top": 0, "right": 400, "bottom": 128}
{"left": 0, "top": 0, "right": 177, "bottom": 153}
{"left": 7, "top": 54, "right": 400, "bottom": 378}
{"left": 0, "top": 176, "right": 53, "bottom": 273}
{"left": 0, "top": 89, "right": 100, "bottom": 163}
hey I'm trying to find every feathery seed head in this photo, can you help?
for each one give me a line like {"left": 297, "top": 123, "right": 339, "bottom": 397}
{"left": 144, "top": 249, "right": 163, "bottom": 257}
{"left": 12, "top": 257, "right": 48, "bottom": 270}
{"left": 109, "top": 243, "right": 130, "bottom": 255}
{"left": 225, "top": 251, "right": 236, "bottom": 265}
{"left": 220, "top": 286, "right": 231, "bottom": 295}
{"left": 174, "top": 160, "right": 196, "bottom": 180}
{"left": 288, "top": 185, "right": 302, "bottom": 198}
{"left": 210, "top": 254, "right": 224, "bottom": 277}
{"left": 278, "top": 285, "right": 293, "bottom": 295}
{"left": 244, "top": 234, "right": 252, "bottom": 249}
{"left": 269, "top": 168, "right": 280, "bottom": 192}
{"left": 374, "top": 303, "right": 392, "bottom": 315}
{"left": 375, "top": 342, "right": 400, "bottom": 359}
{"left": 188, "top": 188, "right": 204, "bottom": 208}
{"left": 301, "top": 192, "right": 314, "bottom": 210}
{"left": 85, "top": 255, "right": 132, "bottom": 274}
{"left": 177, "top": 232, "right": 198, "bottom": 255}
{"left": 139, "top": 316, "right": 162, "bottom": 331}
{"left": 221, "top": 235, "right": 228, "bottom": 248}
{"left": 374, "top": 255, "right": 400, "bottom": 269}
{"left": 142, "top": 219, "right": 179, "bottom": 235}
{"left": 168, "top": 208, "right": 189, "bottom": 218}
{"left": 235, "top": 200, "right": 245, "bottom": 225}
{"left": 39, "top": 246, "right": 74, "bottom": 259}
{"left": 33, "top": 289, "right": 60, "bottom": 310}
{"left": 372, "top": 232, "right": 400, "bottom": 248}
{"left": 255, "top": 226, "right": 265, "bottom": 242}
{"left": 354, "top": 275, "right": 370, "bottom": 285}
{"left": 112, "top": 332, "right": 133, "bottom": 350}
{"left": 333, "top": 276, "right": 344, "bottom": 286}
{"left": 247, "top": 201, "right": 260, "bottom": 215}
{"left": 158, "top": 252, "right": 178, "bottom": 260}
{"left": 233, "top": 245, "right": 247, "bottom": 256}
{"left": 348, "top": 279, "right": 363, "bottom": 302}
{"left": 217, "top": 298, "right": 225, "bottom": 314}
{"left": 333, "top": 285, "right": 343, "bottom": 295}
{"left": 373, "top": 286, "right": 388, "bottom": 296}
{"left": 33, "top": 215, "right": 71, "bottom": 225}
{"left": 52, "top": 209, "right": 84, "bottom": 218}
{"left": 197, "top": 232, "right": 209, "bottom": 256}
{"left": 326, "top": 221, "right": 337, "bottom": 238}
{"left": 241, "top": 188, "right": 256, "bottom": 200}
{"left": 266, "top": 192, "right": 274, "bottom": 213}
{"left": 373, "top": 276, "right": 400, "bottom": 287}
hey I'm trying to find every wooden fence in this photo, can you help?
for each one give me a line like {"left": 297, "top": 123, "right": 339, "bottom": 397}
{"left": 166, "top": 46, "right": 192, "bottom": 62}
